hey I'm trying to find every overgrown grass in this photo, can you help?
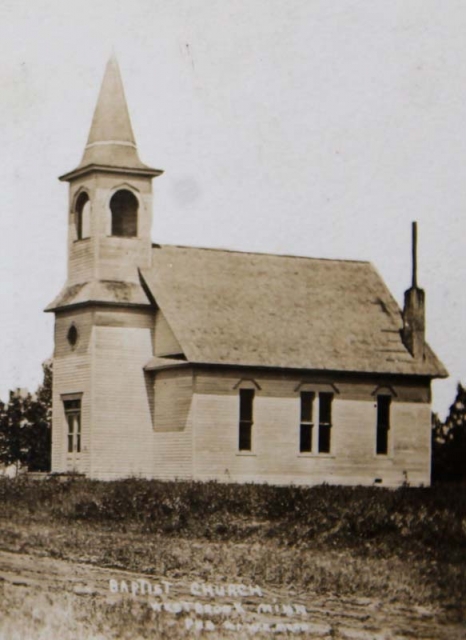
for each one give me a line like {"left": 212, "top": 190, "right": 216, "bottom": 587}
{"left": 1, "top": 478, "right": 465, "bottom": 621}
{"left": 1, "top": 478, "right": 465, "bottom": 557}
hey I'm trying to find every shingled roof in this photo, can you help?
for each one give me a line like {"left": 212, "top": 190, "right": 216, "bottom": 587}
{"left": 141, "top": 245, "right": 447, "bottom": 378}
{"left": 45, "top": 280, "right": 150, "bottom": 311}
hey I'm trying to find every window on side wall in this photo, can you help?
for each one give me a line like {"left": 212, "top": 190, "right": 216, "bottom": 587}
{"left": 318, "top": 393, "right": 333, "bottom": 453}
{"left": 300, "top": 392, "right": 314, "bottom": 452}
{"left": 64, "top": 398, "right": 81, "bottom": 454}
{"left": 376, "top": 395, "right": 391, "bottom": 455}
{"left": 239, "top": 389, "right": 254, "bottom": 451}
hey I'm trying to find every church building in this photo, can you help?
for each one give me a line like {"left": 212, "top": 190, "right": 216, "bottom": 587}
{"left": 46, "top": 57, "right": 447, "bottom": 486}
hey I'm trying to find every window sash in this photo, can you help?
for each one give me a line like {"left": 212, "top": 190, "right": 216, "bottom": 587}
{"left": 300, "top": 392, "right": 314, "bottom": 422}
{"left": 239, "top": 389, "right": 254, "bottom": 421}
{"left": 65, "top": 399, "right": 81, "bottom": 454}
{"left": 318, "top": 423, "right": 331, "bottom": 453}
{"left": 67, "top": 415, "right": 74, "bottom": 453}
{"left": 75, "top": 413, "right": 81, "bottom": 453}
{"left": 300, "top": 422, "right": 313, "bottom": 452}
{"left": 319, "top": 393, "right": 333, "bottom": 425}
{"left": 239, "top": 420, "right": 252, "bottom": 451}
{"left": 300, "top": 392, "right": 314, "bottom": 452}
{"left": 376, "top": 396, "right": 391, "bottom": 455}
{"left": 239, "top": 389, "right": 254, "bottom": 451}
{"left": 298, "top": 391, "right": 333, "bottom": 454}
{"left": 318, "top": 393, "right": 333, "bottom": 453}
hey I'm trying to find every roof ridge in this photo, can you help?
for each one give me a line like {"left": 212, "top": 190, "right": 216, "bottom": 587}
{"left": 151, "top": 243, "right": 371, "bottom": 265}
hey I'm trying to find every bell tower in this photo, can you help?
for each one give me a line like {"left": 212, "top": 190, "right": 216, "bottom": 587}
{"left": 59, "top": 55, "right": 163, "bottom": 289}
{"left": 47, "top": 57, "right": 163, "bottom": 478}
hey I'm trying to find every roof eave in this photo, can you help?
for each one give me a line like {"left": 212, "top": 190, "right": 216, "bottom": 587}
{"left": 185, "top": 359, "right": 448, "bottom": 380}
{"left": 430, "top": 366, "right": 449, "bottom": 380}
{"left": 144, "top": 358, "right": 190, "bottom": 372}
{"left": 59, "top": 163, "right": 164, "bottom": 182}
{"left": 45, "top": 300, "right": 152, "bottom": 313}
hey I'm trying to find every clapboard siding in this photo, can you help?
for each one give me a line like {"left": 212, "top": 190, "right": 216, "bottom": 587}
{"left": 192, "top": 370, "right": 432, "bottom": 487}
{"left": 194, "top": 367, "right": 431, "bottom": 403}
{"left": 51, "top": 354, "right": 92, "bottom": 475}
{"left": 93, "top": 177, "right": 153, "bottom": 283}
{"left": 91, "top": 323, "right": 154, "bottom": 479}
{"left": 153, "top": 368, "right": 193, "bottom": 431}
{"left": 54, "top": 308, "right": 94, "bottom": 357}
{"left": 152, "top": 432, "right": 194, "bottom": 479}
{"left": 153, "top": 398, "right": 194, "bottom": 479}
{"left": 66, "top": 173, "right": 155, "bottom": 287}
{"left": 52, "top": 309, "right": 94, "bottom": 475}
{"left": 154, "top": 310, "right": 183, "bottom": 357}
{"left": 98, "top": 237, "right": 149, "bottom": 284}
{"left": 67, "top": 177, "right": 95, "bottom": 285}
{"left": 392, "top": 403, "right": 431, "bottom": 480}
{"left": 68, "top": 239, "right": 94, "bottom": 285}
{"left": 149, "top": 369, "right": 194, "bottom": 479}
{"left": 95, "top": 308, "right": 154, "bottom": 329}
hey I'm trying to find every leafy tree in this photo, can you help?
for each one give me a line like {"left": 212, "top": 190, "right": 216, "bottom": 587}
{"left": 0, "top": 391, "right": 31, "bottom": 471}
{"left": 27, "top": 360, "right": 52, "bottom": 471}
{"left": 432, "top": 382, "right": 466, "bottom": 482}
{"left": 0, "top": 361, "right": 52, "bottom": 473}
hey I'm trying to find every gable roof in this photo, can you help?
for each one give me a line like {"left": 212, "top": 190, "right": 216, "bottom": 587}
{"left": 141, "top": 245, "right": 447, "bottom": 378}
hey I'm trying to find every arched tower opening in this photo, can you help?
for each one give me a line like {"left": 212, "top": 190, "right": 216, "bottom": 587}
{"left": 110, "top": 189, "right": 138, "bottom": 237}
{"left": 75, "top": 192, "right": 91, "bottom": 240}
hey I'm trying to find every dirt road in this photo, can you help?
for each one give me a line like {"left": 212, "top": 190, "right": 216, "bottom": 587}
{"left": 0, "top": 550, "right": 463, "bottom": 639}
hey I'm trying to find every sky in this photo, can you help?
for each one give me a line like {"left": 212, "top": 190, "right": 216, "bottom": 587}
{"left": 0, "top": 0, "right": 465, "bottom": 418}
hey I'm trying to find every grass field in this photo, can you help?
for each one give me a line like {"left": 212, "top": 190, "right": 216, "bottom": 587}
{"left": 0, "top": 478, "right": 465, "bottom": 639}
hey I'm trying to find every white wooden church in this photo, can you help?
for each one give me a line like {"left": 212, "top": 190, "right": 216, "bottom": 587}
{"left": 47, "top": 57, "right": 447, "bottom": 486}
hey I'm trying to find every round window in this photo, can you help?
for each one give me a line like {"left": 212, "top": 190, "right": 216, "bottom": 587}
{"left": 67, "top": 325, "right": 78, "bottom": 347}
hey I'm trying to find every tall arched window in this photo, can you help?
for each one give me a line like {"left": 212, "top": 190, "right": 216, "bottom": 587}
{"left": 110, "top": 189, "right": 138, "bottom": 237}
{"left": 75, "top": 192, "right": 91, "bottom": 240}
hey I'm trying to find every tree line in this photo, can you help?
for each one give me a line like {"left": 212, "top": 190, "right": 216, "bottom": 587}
{"left": 0, "top": 361, "right": 52, "bottom": 473}
{"left": 432, "top": 382, "right": 466, "bottom": 482}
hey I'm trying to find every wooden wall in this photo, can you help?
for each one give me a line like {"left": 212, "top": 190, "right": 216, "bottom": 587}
{"left": 51, "top": 306, "right": 156, "bottom": 479}
{"left": 191, "top": 368, "right": 432, "bottom": 487}
{"left": 51, "top": 308, "right": 94, "bottom": 474}
{"left": 154, "top": 310, "right": 182, "bottom": 357}
{"left": 66, "top": 172, "right": 154, "bottom": 287}
{"left": 153, "top": 368, "right": 193, "bottom": 431}
{"left": 90, "top": 312, "right": 155, "bottom": 479}
{"left": 52, "top": 309, "right": 433, "bottom": 487}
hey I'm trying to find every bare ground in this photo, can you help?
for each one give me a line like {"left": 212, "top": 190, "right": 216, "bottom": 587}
{"left": 0, "top": 549, "right": 464, "bottom": 640}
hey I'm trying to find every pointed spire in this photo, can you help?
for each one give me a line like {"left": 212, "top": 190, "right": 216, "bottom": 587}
{"left": 79, "top": 55, "right": 144, "bottom": 169}
{"left": 60, "top": 56, "right": 162, "bottom": 180}
{"left": 86, "top": 55, "right": 135, "bottom": 146}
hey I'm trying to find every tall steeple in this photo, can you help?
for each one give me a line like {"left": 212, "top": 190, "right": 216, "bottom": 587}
{"left": 46, "top": 57, "right": 163, "bottom": 481}
{"left": 60, "top": 56, "right": 161, "bottom": 181}
{"left": 47, "top": 55, "right": 163, "bottom": 297}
